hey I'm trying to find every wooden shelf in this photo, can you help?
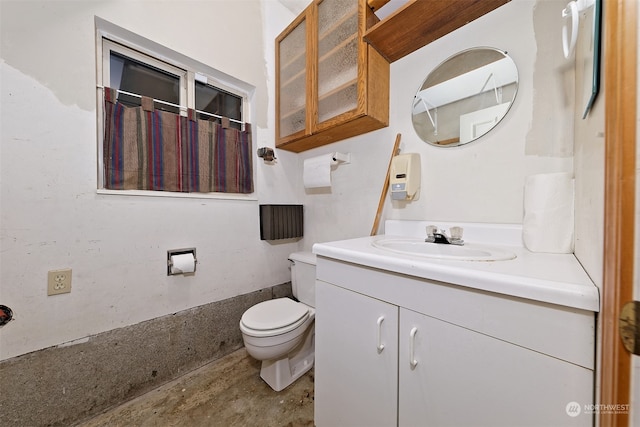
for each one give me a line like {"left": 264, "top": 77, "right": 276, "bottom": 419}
{"left": 280, "top": 103, "right": 305, "bottom": 121}
{"left": 281, "top": 67, "right": 305, "bottom": 89}
{"left": 280, "top": 49, "right": 305, "bottom": 73}
{"left": 319, "top": 78, "right": 357, "bottom": 101}
{"left": 319, "top": 33, "right": 357, "bottom": 63}
{"left": 364, "top": 0, "right": 511, "bottom": 63}
{"left": 319, "top": 8, "right": 357, "bottom": 40}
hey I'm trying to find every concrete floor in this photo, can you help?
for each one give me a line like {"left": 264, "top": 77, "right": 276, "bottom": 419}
{"left": 77, "top": 348, "right": 314, "bottom": 427}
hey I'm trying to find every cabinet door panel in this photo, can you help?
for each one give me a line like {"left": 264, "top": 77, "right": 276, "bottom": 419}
{"left": 316, "top": 0, "right": 359, "bottom": 125}
{"left": 277, "top": 17, "right": 307, "bottom": 139}
{"left": 315, "top": 280, "right": 398, "bottom": 427}
{"left": 399, "top": 308, "right": 593, "bottom": 427}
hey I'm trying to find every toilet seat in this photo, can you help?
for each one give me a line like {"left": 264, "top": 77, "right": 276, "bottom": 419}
{"left": 241, "top": 298, "right": 310, "bottom": 337}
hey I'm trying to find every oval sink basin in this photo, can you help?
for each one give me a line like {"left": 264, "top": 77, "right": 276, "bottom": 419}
{"left": 372, "top": 238, "right": 516, "bottom": 261}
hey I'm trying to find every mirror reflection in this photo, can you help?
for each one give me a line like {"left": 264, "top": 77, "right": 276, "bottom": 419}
{"left": 412, "top": 47, "right": 518, "bottom": 147}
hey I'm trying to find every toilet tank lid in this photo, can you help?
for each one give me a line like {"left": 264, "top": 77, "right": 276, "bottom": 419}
{"left": 288, "top": 251, "right": 316, "bottom": 265}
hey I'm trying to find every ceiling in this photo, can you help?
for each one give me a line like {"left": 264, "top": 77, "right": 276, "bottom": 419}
{"left": 278, "top": 0, "right": 311, "bottom": 15}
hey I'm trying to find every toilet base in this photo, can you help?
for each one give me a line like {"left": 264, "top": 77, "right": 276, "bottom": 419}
{"left": 260, "top": 324, "right": 315, "bottom": 392}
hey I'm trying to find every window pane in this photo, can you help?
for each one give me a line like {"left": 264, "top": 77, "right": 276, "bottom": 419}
{"left": 195, "top": 81, "right": 242, "bottom": 129}
{"left": 110, "top": 52, "right": 181, "bottom": 114}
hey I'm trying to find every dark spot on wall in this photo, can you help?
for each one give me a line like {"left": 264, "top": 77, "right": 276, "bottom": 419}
{"left": 0, "top": 305, "right": 14, "bottom": 326}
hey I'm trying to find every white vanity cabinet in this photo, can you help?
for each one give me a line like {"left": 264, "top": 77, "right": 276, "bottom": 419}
{"left": 315, "top": 256, "right": 595, "bottom": 427}
{"left": 315, "top": 280, "right": 398, "bottom": 426}
{"left": 399, "top": 308, "right": 593, "bottom": 426}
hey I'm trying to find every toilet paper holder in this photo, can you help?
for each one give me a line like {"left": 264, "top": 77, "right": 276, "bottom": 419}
{"left": 167, "top": 248, "right": 197, "bottom": 275}
{"left": 331, "top": 152, "right": 350, "bottom": 164}
{"left": 257, "top": 147, "right": 276, "bottom": 162}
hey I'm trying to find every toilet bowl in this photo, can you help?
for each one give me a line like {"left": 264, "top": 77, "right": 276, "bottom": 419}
{"left": 240, "top": 251, "right": 316, "bottom": 392}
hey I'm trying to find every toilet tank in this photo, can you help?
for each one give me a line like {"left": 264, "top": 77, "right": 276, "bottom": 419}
{"left": 289, "top": 252, "right": 317, "bottom": 307}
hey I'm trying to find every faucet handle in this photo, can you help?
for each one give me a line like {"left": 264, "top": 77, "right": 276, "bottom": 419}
{"left": 425, "top": 225, "right": 437, "bottom": 242}
{"left": 449, "top": 226, "right": 464, "bottom": 240}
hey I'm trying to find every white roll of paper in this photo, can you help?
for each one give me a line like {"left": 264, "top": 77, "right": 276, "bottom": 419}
{"left": 522, "top": 172, "right": 575, "bottom": 253}
{"left": 170, "top": 253, "right": 196, "bottom": 274}
{"left": 303, "top": 154, "right": 335, "bottom": 189}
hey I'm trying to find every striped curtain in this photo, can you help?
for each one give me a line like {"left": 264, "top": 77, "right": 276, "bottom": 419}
{"left": 103, "top": 87, "right": 253, "bottom": 194}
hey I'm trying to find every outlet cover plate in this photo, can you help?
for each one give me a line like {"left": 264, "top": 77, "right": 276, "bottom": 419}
{"left": 48, "top": 269, "right": 72, "bottom": 295}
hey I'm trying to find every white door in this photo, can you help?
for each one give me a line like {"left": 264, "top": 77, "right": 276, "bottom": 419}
{"left": 399, "top": 308, "right": 593, "bottom": 426}
{"left": 459, "top": 102, "right": 510, "bottom": 143}
{"left": 315, "top": 280, "right": 399, "bottom": 427}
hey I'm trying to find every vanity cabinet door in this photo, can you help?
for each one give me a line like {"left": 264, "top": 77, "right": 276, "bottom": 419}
{"left": 398, "top": 308, "right": 594, "bottom": 427}
{"left": 315, "top": 280, "right": 398, "bottom": 427}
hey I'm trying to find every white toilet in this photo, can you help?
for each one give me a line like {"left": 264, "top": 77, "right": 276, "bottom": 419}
{"left": 240, "top": 251, "right": 316, "bottom": 392}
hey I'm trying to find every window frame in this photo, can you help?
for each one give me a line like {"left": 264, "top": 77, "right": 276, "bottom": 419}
{"left": 103, "top": 40, "right": 188, "bottom": 114}
{"left": 95, "top": 17, "right": 257, "bottom": 200}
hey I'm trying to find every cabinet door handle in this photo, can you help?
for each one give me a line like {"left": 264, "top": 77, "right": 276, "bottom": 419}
{"left": 376, "top": 316, "right": 385, "bottom": 353}
{"left": 409, "top": 327, "right": 418, "bottom": 369}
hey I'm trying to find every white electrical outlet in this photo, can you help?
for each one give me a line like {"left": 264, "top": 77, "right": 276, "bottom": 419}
{"left": 47, "top": 269, "right": 72, "bottom": 295}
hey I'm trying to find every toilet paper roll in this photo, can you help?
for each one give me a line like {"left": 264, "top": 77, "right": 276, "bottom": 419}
{"left": 522, "top": 172, "right": 575, "bottom": 253}
{"left": 170, "top": 253, "right": 196, "bottom": 274}
{"left": 303, "top": 154, "right": 336, "bottom": 189}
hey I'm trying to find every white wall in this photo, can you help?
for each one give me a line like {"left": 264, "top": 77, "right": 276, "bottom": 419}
{"left": 299, "top": 0, "right": 577, "bottom": 250}
{"left": 0, "top": 0, "right": 302, "bottom": 361}
{"left": 573, "top": 0, "right": 605, "bottom": 292}
{"left": 0, "top": 0, "right": 603, "bottom": 364}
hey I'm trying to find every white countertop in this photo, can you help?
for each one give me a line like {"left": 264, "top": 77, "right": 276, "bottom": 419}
{"left": 312, "top": 221, "right": 600, "bottom": 312}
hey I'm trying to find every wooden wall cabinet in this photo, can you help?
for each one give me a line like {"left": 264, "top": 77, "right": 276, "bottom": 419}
{"left": 276, "top": 0, "right": 390, "bottom": 153}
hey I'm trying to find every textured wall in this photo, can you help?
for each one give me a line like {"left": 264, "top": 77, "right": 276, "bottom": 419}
{"left": 572, "top": 2, "right": 605, "bottom": 290}
{"left": 298, "top": 0, "right": 578, "bottom": 250}
{"left": 0, "top": 0, "right": 302, "bottom": 361}
{"left": 0, "top": 283, "right": 292, "bottom": 427}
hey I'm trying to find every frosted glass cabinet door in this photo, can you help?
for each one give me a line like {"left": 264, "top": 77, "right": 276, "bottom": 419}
{"left": 398, "top": 308, "right": 594, "bottom": 427}
{"left": 315, "top": 281, "right": 398, "bottom": 427}
{"left": 316, "top": 0, "right": 359, "bottom": 125}
{"left": 277, "top": 16, "right": 307, "bottom": 139}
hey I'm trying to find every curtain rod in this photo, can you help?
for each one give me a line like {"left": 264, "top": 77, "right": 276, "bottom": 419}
{"left": 97, "top": 86, "right": 245, "bottom": 125}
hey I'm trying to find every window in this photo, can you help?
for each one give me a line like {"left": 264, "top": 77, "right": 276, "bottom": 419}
{"left": 195, "top": 81, "right": 243, "bottom": 130}
{"left": 108, "top": 48, "right": 183, "bottom": 114}
{"left": 96, "top": 18, "right": 255, "bottom": 197}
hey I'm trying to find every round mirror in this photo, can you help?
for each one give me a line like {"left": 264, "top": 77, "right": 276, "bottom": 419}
{"left": 412, "top": 47, "right": 518, "bottom": 147}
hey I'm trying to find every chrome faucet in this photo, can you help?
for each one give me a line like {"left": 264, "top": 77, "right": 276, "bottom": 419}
{"left": 425, "top": 225, "right": 464, "bottom": 245}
